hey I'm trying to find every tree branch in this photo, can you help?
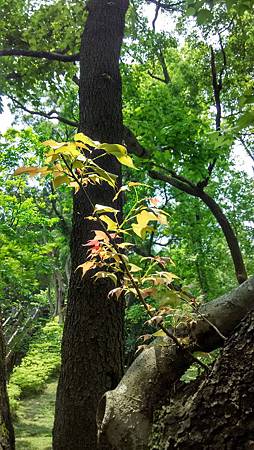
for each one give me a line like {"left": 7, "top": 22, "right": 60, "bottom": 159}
{"left": 152, "top": 0, "right": 161, "bottom": 31}
{"left": 157, "top": 50, "right": 171, "bottom": 84}
{"left": 123, "top": 126, "right": 149, "bottom": 157}
{"left": 7, "top": 94, "right": 78, "bottom": 127}
{"left": 146, "top": 0, "right": 184, "bottom": 12}
{"left": 149, "top": 169, "right": 197, "bottom": 196}
{"left": 0, "top": 49, "right": 80, "bottom": 62}
{"left": 149, "top": 167, "right": 248, "bottom": 284}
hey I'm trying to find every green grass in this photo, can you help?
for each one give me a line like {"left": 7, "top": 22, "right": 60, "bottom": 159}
{"left": 14, "top": 379, "right": 57, "bottom": 450}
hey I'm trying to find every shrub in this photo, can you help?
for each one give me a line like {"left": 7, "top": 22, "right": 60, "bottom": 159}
{"left": 8, "top": 318, "right": 62, "bottom": 415}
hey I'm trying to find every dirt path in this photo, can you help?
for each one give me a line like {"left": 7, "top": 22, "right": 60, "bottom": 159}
{"left": 14, "top": 380, "right": 57, "bottom": 450}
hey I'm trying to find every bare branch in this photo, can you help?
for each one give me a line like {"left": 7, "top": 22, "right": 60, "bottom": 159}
{"left": 147, "top": 70, "right": 168, "bottom": 84}
{"left": 0, "top": 49, "right": 80, "bottom": 62}
{"left": 123, "top": 126, "right": 149, "bottom": 157}
{"left": 149, "top": 169, "right": 198, "bottom": 196}
{"left": 157, "top": 50, "right": 171, "bottom": 84}
{"left": 152, "top": 164, "right": 196, "bottom": 188}
{"left": 152, "top": 1, "right": 161, "bottom": 31}
{"left": 7, "top": 94, "right": 78, "bottom": 127}
{"left": 146, "top": 0, "right": 184, "bottom": 12}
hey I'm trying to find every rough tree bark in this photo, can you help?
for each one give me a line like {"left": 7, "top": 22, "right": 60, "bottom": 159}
{"left": 0, "top": 316, "right": 15, "bottom": 450}
{"left": 151, "top": 307, "right": 254, "bottom": 449}
{"left": 53, "top": 1, "right": 129, "bottom": 449}
{"left": 97, "top": 276, "right": 254, "bottom": 449}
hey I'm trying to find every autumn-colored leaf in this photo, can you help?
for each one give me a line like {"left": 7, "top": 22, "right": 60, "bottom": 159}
{"left": 76, "top": 260, "right": 96, "bottom": 277}
{"left": 93, "top": 230, "right": 109, "bottom": 242}
{"left": 93, "top": 271, "right": 117, "bottom": 286}
{"left": 137, "top": 334, "right": 152, "bottom": 342}
{"left": 108, "top": 287, "right": 123, "bottom": 300}
{"left": 84, "top": 239, "right": 101, "bottom": 252}
{"left": 146, "top": 316, "right": 163, "bottom": 326}
{"left": 14, "top": 166, "right": 49, "bottom": 176}
{"left": 140, "top": 288, "right": 156, "bottom": 299}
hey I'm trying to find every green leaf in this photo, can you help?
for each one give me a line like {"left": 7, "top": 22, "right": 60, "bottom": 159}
{"left": 237, "top": 110, "right": 254, "bottom": 129}
{"left": 53, "top": 175, "right": 71, "bottom": 188}
{"left": 186, "top": 6, "right": 196, "bottom": 16}
{"left": 196, "top": 9, "right": 213, "bottom": 25}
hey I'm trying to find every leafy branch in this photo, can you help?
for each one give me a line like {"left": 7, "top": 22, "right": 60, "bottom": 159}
{"left": 14, "top": 133, "right": 211, "bottom": 371}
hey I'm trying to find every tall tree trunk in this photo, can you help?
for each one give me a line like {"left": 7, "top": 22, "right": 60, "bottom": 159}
{"left": 0, "top": 316, "right": 15, "bottom": 450}
{"left": 53, "top": 1, "right": 129, "bottom": 449}
{"left": 53, "top": 271, "right": 65, "bottom": 324}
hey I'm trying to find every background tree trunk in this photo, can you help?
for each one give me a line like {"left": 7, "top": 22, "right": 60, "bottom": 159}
{"left": 0, "top": 316, "right": 15, "bottom": 450}
{"left": 53, "top": 1, "right": 129, "bottom": 449}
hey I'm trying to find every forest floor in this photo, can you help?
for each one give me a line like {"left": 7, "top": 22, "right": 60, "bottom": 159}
{"left": 14, "top": 379, "right": 57, "bottom": 450}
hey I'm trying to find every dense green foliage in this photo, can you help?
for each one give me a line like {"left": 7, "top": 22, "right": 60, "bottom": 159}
{"left": 8, "top": 319, "right": 62, "bottom": 414}
{"left": 0, "top": 1, "right": 253, "bottom": 439}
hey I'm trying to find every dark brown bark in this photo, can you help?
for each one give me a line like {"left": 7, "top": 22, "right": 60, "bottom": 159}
{"left": 0, "top": 49, "right": 79, "bottom": 61}
{"left": 0, "top": 317, "right": 15, "bottom": 450}
{"left": 151, "top": 307, "right": 254, "bottom": 450}
{"left": 53, "top": 271, "right": 65, "bottom": 324}
{"left": 53, "top": 1, "right": 129, "bottom": 449}
{"left": 198, "top": 189, "right": 247, "bottom": 284}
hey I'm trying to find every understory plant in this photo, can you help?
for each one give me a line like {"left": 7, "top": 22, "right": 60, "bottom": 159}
{"left": 8, "top": 318, "right": 62, "bottom": 415}
{"left": 15, "top": 134, "right": 211, "bottom": 370}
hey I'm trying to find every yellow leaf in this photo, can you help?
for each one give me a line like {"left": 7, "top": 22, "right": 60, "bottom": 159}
{"left": 94, "top": 204, "right": 119, "bottom": 214}
{"left": 155, "top": 212, "right": 168, "bottom": 225}
{"left": 98, "top": 143, "right": 136, "bottom": 169}
{"left": 99, "top": 215, "right": 118, "bottom": 231}
{"left": 117, "top": 154, "right": 137, "bottom": 169}
{"left": 128, "top": 263, "right": 142, "bottom": 273}
{"left": 132, "top": 210, "right": 158, "bottom": 237}
{"left": 93, "top": 271, "right": 117, "bottom": 286}
{"left": 53, "top": 175, "right": 71, "bottom": 188}
{"left": 69, "top": 182, "right": 80, "bottom": 192}
{"left": 98, "top": 143, "right": 127, "bottom": 156}
{"left": 57, "top": 143, "right": 81, "bottom": 158}
{"left": 76, "top": 261, "right": 95, "bottom": 277}
{"left": 43, "top": 140, "right": 67, "bottom": 149}
{"left": 14, "top": 166, "right": 49, "bottom": 177}
{"left": 74, "top": 133, "right": 96, "bottom": 147}
{"left": 153, "top": 330, "right": 166, "bottom": 337}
